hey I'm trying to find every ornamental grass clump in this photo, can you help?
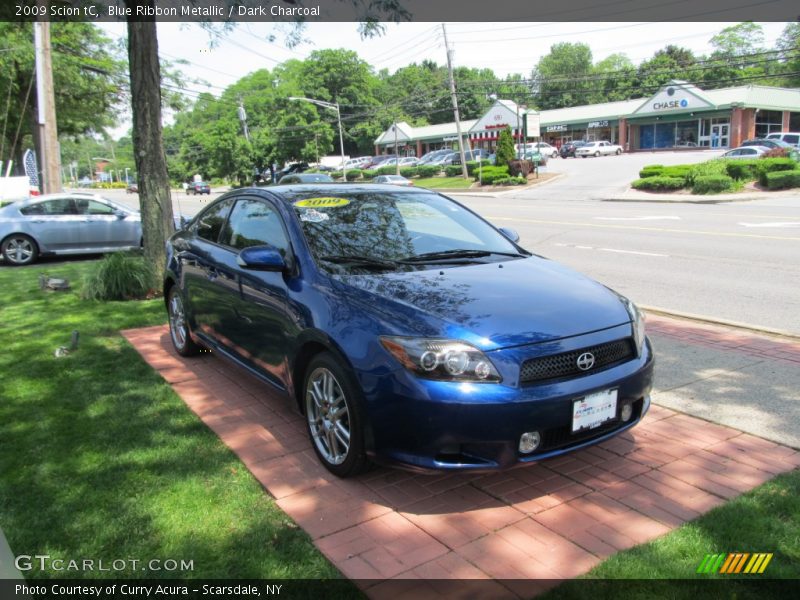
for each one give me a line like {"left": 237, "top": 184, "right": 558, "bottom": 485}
{"left": 81, "top": 252, "right": 156, "bottom": 301}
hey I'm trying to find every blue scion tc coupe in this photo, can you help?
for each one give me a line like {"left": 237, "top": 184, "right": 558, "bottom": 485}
{"left": 164, "top": 184, "right": 654, "bottom": 477}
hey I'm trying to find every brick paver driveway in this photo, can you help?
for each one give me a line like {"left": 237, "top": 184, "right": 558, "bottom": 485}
{"left": 123, "top": 321, "right": 800, "bottom": 595}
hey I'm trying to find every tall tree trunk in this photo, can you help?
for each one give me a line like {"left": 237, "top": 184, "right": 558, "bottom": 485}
{"left": 126, "top": 6, "right": 173, "bottom": 281}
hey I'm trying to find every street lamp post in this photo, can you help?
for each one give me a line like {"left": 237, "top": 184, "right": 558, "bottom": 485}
{"left": 288, "top": 96, "right": 346, "bottom": 178}
{"left": 125, "top": 167, "right": 129, "bottom": 184}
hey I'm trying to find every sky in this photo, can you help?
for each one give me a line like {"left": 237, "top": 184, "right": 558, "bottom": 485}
{"left": 98, "top": 21, "right": 790, "bottom": 137}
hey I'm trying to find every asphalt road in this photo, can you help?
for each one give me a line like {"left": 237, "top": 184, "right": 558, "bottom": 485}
{"left": 453, "top": 151, "right": 800, "bottom": 335}
{"left": 104, "top": 151, "right": 800, "bottom": 334}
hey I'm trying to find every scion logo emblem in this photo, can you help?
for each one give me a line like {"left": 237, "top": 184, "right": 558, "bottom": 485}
{"left": 576, "top": 352, "right": 595, "bottom": 371}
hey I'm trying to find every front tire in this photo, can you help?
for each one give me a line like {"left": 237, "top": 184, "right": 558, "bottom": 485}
{"left": 304, "top": 352, "right": 368, "bottom": 477}
{"left": 594, "top": 151, "right": 600, "bottom": 157}
{"left": 1, "top": 234, "right": 38, "bottom": 266}
{"left": 616, "top": 149, "right": 622, "bottom": 155}
{"left": 167, "top": 286, "right": 200, "bottom": 357}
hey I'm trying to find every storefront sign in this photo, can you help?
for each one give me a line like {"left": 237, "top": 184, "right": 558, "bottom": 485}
{"left": 652, "top": 99, "right": 689, "bottom": 110}
{"left": 546, "top": 124, "right": 567, "bottom": 132}
{"left": 588, "top": 120, "right": 609, "bottom": 128}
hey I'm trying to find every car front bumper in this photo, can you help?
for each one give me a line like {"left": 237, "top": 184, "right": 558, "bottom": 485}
{"left": 360, "top": 332, "right": 654, "bottom": 472}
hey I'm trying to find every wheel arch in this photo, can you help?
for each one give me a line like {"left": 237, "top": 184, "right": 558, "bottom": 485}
{"left": 1, "top": 232, "right": 40, "bottom": 263}
{"left": 290, "top": 332, "right": 358, "bottom": 416}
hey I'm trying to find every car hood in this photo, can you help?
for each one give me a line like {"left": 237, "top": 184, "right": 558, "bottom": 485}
{"left": 329, "top": 257, "right": 630, "bottom": 350}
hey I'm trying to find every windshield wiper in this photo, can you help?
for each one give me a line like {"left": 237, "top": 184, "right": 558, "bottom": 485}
{"left": 400, "top": 249, "right": 527, "bottom": 263}
{"left": 319, "top": 254, "right": 401, "bottom": 270}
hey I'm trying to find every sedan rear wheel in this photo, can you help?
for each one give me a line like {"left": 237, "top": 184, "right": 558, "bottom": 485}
{"left": 594, "top": 151, "right": 601, "bottom": 157}
{"left": 616, "top": 149, "right": 622, "bottom": 155}
{"left": 1, "top": 234, "right": 38, "bottom": 266}
{"left": 304, "top": 353, "right": 368, "bottom": 477}
{"left": 167, "top": 286, "right": 200, "bottom": 356}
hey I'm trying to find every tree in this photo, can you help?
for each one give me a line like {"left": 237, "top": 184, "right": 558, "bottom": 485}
{"left": 592, "top": 53, "right": 637, "bottom": 102}
{"left": 125, "top": 3, "right": 174, "bottom": 280}
{"left": 634, "top": 46, "right": 697, "bottom": 96}
{"left": 531, "top": 42, "right": 596, "bottom": 109}
{"left": 495, "top": 126, "right": 515, "bottom": 168}
{"left": 0, "top": 22, "right": 123, "bottom": 172}
{"left": 710, "top": 22, "right": 765, "bottom": 58}
{"left": 775, "top": 22, "right": 800, "bottom": 87}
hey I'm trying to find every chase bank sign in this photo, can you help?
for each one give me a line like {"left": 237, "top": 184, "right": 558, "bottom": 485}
{"left": 653, "top": 98, "right": 689, "bottom": 110}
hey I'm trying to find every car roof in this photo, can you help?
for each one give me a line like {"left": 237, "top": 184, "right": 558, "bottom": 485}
{"left": 246, "top": 183, "right": 427, "bottom": 202}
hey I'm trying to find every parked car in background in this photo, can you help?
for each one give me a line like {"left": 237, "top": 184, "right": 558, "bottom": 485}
{"left": 418, "top": 150, "right": 452, "bottom": 164}
{"left": 765, "top": 132, "right": 800, "bottom": 147}
{"left": 164, "top": 184, "right": 653, "bottom": 477}
{"left": 278, "top": 173, "right": 334, "bottom": 185}
{"left": 429, "top": 152, "right": 457, "bottom": 166}
{"left": 721, "top": 146, "right": 771, "bottom": 159}
{"left": 187, "top": 181, "right": 211, "bottom": 195}
{"left": 740, "top": 138, "right": 794, "bottom": 151}
{"left": 364, "top": 155, "right": 397, "bottom": 169}
{"left": 126, "top": 182, "right": 138, "bottom": 194}
{"left": 560, "top": 141, "right": 588, "bottom": 158}
{"left": 372, "top": 174, "right": 414, "bottom": 186}
{"left": 576, "top": 141, "right": 623, "bottom": 157}
{"left": 516, "top": 150, "right": 548, "bottom": 167}
{"left": 1, "top": 193, "right": 144, "bottom": 265}
{"left": 521, "top": 142, "right": 558, "bottom": 158}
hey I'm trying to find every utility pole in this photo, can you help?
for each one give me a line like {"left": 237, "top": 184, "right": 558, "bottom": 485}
{"left": 393, "top": 122, "right": 399, "bottom": 175}
{"left": 442, "top": 24, "right": 468, "bottom": 179}
{"left": 34, "top": 19, "right": 61, "bottom": 193}
{"left": 237, "top": 99, "right": 250, "bottom": 142}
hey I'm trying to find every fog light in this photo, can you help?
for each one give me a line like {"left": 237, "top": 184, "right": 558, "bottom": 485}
{"left": 519, "top": 431, "right": 541, "bottom": 454}
{"left": 621, "top": 402, "right": 633, "bottom": 422}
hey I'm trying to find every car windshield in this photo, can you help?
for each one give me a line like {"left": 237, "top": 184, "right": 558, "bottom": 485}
{"left": 286, "top": 190, "right": 525, "bottom": 272}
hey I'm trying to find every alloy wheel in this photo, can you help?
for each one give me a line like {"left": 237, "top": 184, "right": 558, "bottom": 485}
{"left": 306, "top": 367, "right": 351, "bottom": 465}
{"left": 3, "top": 236, "right": 35, "bottom": 265}
{"left": 168, "top": 291, "right": 188, "bottom": 350}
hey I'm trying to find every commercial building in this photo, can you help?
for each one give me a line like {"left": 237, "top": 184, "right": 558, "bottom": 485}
{"left": 374, "top": 81, "right": 800, "bottom": 155}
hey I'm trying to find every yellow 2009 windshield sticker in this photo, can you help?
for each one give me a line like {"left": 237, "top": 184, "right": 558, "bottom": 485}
{"left": 294, "top": 197, "right": 350, "bottom": 208}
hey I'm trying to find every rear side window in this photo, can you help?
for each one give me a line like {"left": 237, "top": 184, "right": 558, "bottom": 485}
{"left": 221, "top": 198, "right": 289, "bottom": 253}
{"left": 20, "top": 198, "right": 77, "bottom": 215}
{"left": 785, "top": 134, "right": 799, "bottom": 145}
{"left": 195, "top": 198, "right": 234, "bottom": 243}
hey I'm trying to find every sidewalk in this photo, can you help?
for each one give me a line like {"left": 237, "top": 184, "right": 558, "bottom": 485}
{"left": 122, "top": 312, "right": 800, "bottom": 595}
{"left": 604, "top": 187, "right": 799, "bottom": 204}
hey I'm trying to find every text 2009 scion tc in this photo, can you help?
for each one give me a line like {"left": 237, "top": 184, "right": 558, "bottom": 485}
{"left": 164, "top": 184, "right": 653, "bottom": 477}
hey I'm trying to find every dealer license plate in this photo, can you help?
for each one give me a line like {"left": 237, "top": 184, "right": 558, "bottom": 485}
{"left": 572, "top": 389, "right": 618, "bottom": 433}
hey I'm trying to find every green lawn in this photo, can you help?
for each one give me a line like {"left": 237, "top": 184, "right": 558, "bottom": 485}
{"left": 0, "top": 260, "right": 345, "bottom": 582}
{"left": 414, "top": 176, "right": 475, "bottom": 189}
{"left": 545, "top": 467, "right": 800, "bottom": 598}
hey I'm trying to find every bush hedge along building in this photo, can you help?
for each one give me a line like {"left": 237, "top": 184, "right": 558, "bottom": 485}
{"left": 374, "top": 81, "right": 800, "bottom": 156}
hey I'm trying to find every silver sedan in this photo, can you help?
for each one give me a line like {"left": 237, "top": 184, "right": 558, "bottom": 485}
{"left": 0, "top": 192, "right": 143, "bottom": 266}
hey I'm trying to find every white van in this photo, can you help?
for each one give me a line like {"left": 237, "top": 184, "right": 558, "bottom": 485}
{"left": 766, "top": 132, "right": 800, "bottom": 147}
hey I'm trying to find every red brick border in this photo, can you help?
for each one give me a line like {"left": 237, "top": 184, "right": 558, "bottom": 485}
{"left": 122, "top": 325, "right": 800, "bottom": 591}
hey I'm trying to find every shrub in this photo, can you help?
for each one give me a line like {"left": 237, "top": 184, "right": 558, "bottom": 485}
{"left": 376, "top": 165, "right": 397, "bottom": 175}
{"left": 508, "top": 160, "right": 534, "bottom": 178}
{"left": 692, "top": 175, "right": 734, "bottom": 194}
{"left": 329, "top": 170, "right": 344, "bottom": 180}
{"left": 638, "top": 168, "right": 663, "bottom": 178}
{"left": 465, "top": 160, "right": 492, "bottom": 176}
{"left": 495, "top": 127, "right": 515, "bottom": 168}
{"left": 82, "top": 252, "right": 156, "bottom": 301}
{"left": 476, "top": 166, "right": 511, "bottom": 185}
{"left": 762, "top": 148, "right": 790, "bottom": 159}
{"left": 765, "top": 169, "right": 800, "bottom": 190}
{"left": 399, "top": 167, "right": 418, "bottom": 178}
{"left": 688, "top": 160, "right": 728, "bottom": 184}
{"left": 445, "top": 164, "right": 464, "bottom": 177}
{"left": 90, "top": 181, "right": 127, "bottom": 189}
{"left": 757, "top": 158, "right": 798, "bottom": 186}
{"left": 361, "top": 169, "right": 377, "bottom": 180}
{"left": 492, "top": 176, "right": 526, "bottom": 186}
{"left": 345, "top": 169, "right": 362, "bottom": 181}
{"left": 631, "top": 176, "right": 685, "bottom": 191}
{"left": 659, "top": 165, "right": 693, "bottom": 182}
{"left": 725, "top": 159, "right": 761, "bottom": 181}
{"left": 416, "top": 165, "right": 440, "bottom": 178}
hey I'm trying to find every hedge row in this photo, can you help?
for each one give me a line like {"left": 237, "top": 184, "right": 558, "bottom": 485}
{"left": 631, "top": 176, "right": 685, "bottom": 191}
{"left": 765, "top": 169, "right": 800, "bottom": 190}
{"left": 474, "top": 165, "right": 510, "bottom": 185}
{"left": 692, "top": 175, "right": 735, "bottom": 194}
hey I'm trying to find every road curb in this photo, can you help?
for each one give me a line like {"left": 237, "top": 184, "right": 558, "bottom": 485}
{"left": 602, "top": 195, "right": 762, "bottom": 204}
{"left": 449, "top": 172, "right": 566, "bottom": 198}
{"left": 641, "top": 305, "right": 800, "bottom": 341}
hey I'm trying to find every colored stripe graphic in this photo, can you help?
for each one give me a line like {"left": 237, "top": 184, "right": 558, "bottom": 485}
{"left": 700, "top": 553, "right": 773, "bottom": 574}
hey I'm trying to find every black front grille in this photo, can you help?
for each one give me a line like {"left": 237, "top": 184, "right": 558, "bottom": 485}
{"left": 520, "top": 338, "right": 635, "bottom": 384}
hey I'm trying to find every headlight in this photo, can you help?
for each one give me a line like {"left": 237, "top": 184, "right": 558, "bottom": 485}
{"left": 379, "top": 336, "right": 502, "bottom": 383}
{"left": 621, "top": 296, "right": 645, "bottom": 355}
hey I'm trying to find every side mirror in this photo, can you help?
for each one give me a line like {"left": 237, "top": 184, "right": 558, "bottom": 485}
{"left": 237, "top": 245, "right": 286, "bottom": 272}
{"left": 114, "top": 210, "right": 127, "bottom": 220}
{"left": 498, "top": 227, "right": 520, "bottom": 244}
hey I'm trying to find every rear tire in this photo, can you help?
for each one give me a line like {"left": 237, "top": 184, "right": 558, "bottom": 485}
{"left": 594, "top": 151, "right": 600, "bottom": 157}
{"left": 616, "top": 149, "right": 622, "bottom": 155}
{"left": 167, "top": 286, "right": 201, "bottom": 357}
{"left": 1, "top": 234, "right": 38, "bottom": 266}
{"left": 303, "top": 352, "right": 369, "bottom": 478}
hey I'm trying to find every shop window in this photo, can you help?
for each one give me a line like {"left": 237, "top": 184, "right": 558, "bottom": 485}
{"left": 676, "top": 121, "right": 698, "bottom": 146}
{"left": 755, "top": 110, "right": 783, "bottom": 138}
{"left": 790, "top": 112, "right": 800, "bottom": 131}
